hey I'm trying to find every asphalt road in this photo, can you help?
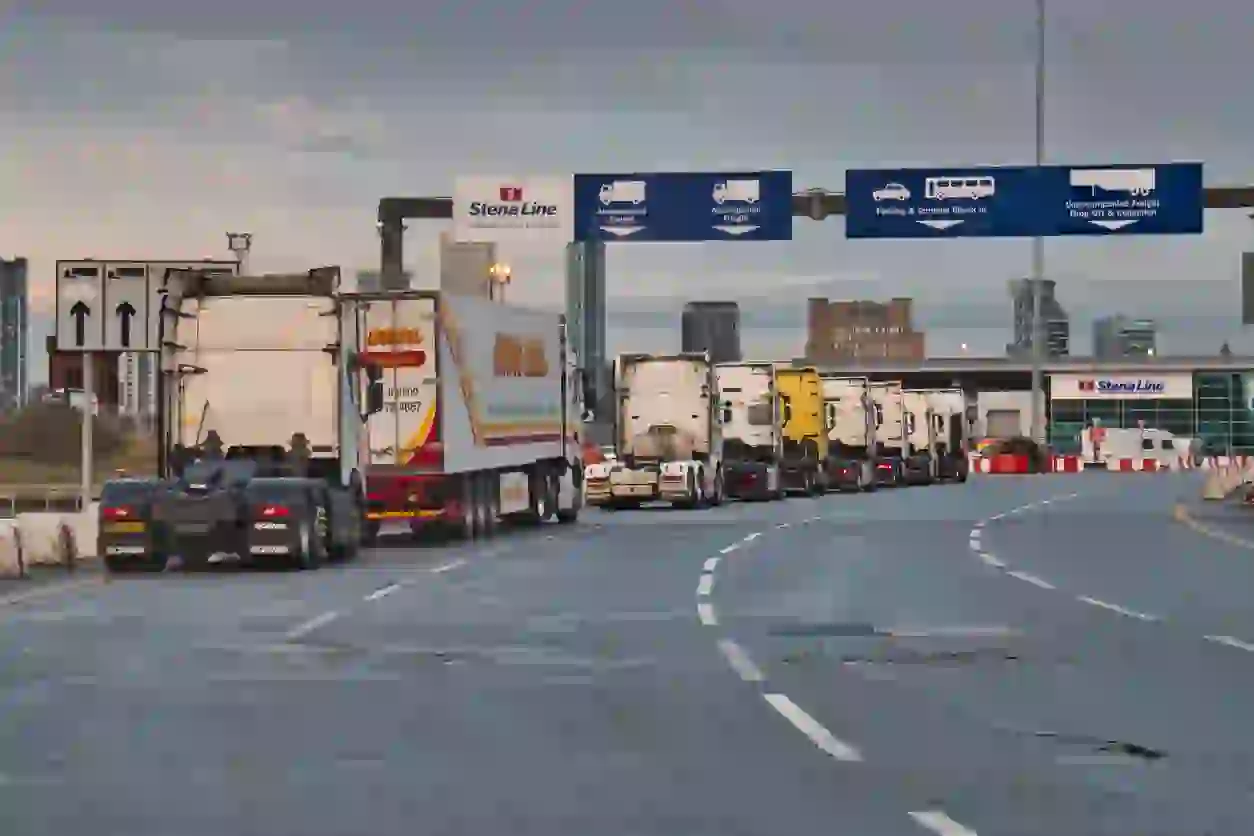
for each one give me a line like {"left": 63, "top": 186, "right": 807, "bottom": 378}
{"left": 1, "top": 473, "right": 1252, "bottom": 835}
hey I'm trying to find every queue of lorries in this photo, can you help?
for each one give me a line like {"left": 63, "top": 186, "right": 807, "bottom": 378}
{"left": 582, "top": 354, "right": 970, "bottom": 509}
{"left": 92, "top": 267, "right": 970, "bottom": 572}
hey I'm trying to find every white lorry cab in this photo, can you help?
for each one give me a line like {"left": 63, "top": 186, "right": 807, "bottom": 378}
{"left": 821, "top": 376, "right": 877, "bottom": 492}
{"left": 901, "top": 390, "right": 939, "bottom": 485}
{"left": 870, "top": 381, "right": 907, "bottom": 487}
{"left": 716, "top": 362, "right": 785, "bottom": 501}
{"left": 604, "top": 353, "right": 724, "bottom": 510}
{"left": 919, "top": 388, "right": 971, "bottom": 482}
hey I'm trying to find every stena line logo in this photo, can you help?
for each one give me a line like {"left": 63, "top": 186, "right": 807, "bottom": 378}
{"left": 467, "top": 185, "right": 560, "bottom": 220}
{"left": 1079, "top": 378, "right": 1166, "bottom": 395}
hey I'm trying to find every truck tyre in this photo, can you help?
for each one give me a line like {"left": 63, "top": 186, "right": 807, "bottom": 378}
{"left": 459, "top": 476, "right": 479, "bottom": 540}
{"left": 710, "top": 470, "right": 724, "bottom": 507}
{"left": 544, "top": 473, "right": 560, "bottom": 522}
{"left": 293, "top": 516, "right": 321, "bottom": 571}
{"left": 481, "top": 474, "right": 499, "bottom": 538}
{"left": 556, "top": 503, "right": 579, "bottom": 524}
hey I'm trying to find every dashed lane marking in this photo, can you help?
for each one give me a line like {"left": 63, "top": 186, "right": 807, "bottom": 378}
{"left": 775, "top": 522, "right": 790, "bottom": 529}
{"left": 968, "top": 536, "right": 981, "bottom": 550}
{"left": 430, "top": 558, "right": 467, "bottom": 574}
{"left": 0, "top": 577, "right": 101, "bottom": 607}
{"left": 697, "top": 601, "right": 718, "bottom": 627}
{"left": 1005, "top": 570, "right": 1055, "bottom": 590}
{"left": 696, "top": 573, "right": 715, "bottom": 597}
{"left": 909, "top": 810, "right": 979, "bottom": 836}
{"left": 743, "top": 531, "right": 762, "bottom": 542}
{"left": 977, "top": 552, "right": 1005, "bottom": 569}
{"left": 1206, "top": 634, "right": 1254, "bottom": 652}
{"left": 1076, "top": 595, "right": 1159, "bottom": 622}
{"left": 719, "top": 544, "right": 739, "bottom": 555}
{"left": 764, "top": 693, "right": 863, "bottom": 762}
{"left": 364, "top": 583, "right": 402, "bottom": 602}
{"left": 284, "top": 610, "right": 340, "bottom": 641}
{"left": 703, "top": 557, "right": 720, "bottom": 572}
{"left": 718, "top": 638, "right": 765, "bottom": 682}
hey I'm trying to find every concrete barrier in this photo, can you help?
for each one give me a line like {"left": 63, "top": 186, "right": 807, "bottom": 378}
{"left": 16, "top": 513, "right": 77, "bottom": 568}
{"left": 0, "top": 521, "right": 23, "bottom": 579}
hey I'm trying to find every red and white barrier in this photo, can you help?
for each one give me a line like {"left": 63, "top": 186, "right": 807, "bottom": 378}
{"left": 966, "top": 453, "right": 1243, "bottom": 475}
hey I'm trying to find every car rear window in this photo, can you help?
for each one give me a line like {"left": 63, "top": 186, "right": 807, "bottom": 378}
{"left": 100, "top": 480, "right": 159, "bottom": 502}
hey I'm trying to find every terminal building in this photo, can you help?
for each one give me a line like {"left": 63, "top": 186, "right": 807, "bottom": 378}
{"left": 799, "top": 356, "right": 1254, "bottom": 457}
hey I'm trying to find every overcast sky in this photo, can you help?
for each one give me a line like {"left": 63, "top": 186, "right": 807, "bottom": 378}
{"left": 4, "top": 0, "right": 1254, "bottom": 372}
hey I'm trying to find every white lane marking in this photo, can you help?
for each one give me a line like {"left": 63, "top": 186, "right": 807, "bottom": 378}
{"left": 364, "top": 583, "right": 402, "bottom": 602}
{"left": 719, "top": 544, "right": 739, "bottom": 555}
{"left": 968, "top": 536, "right": 981, "bottom": 550}
{"left": 430, "top": 558, "right": 467, "bottom": 574}
{"left": 1205, "top": 634, "right": 1254, "bottom": 652}
{"left": 988, "top": 513, "right": 1004, "bottom": 521}
{"left": 972, "top": 520, "right": 984, "bottom": 529}
{"left": 887, "top": 625, "right": 1019, "bottom": 639}
{"left": 703, "top": 557, "right": 721, "bottom": 572}
{"left": 977, "top": 552, "right": 1005, "bottom": 569}
{"left": 776, "top": 522, "right": 790, "bottom": 529}
{"left": 718, "top": 638, "right": 765, "bottom": 682}
{"left": 1005, "top": 570, "right": 1055, "bottom": 590}
{"left": 1075, "top": 595, "right": 1158, "bottom": 622}
{"left": 743, "top": 531, "right": 761, "bottom": 542}
{"left": 764, "top": 693, "right": 863, "bottom": 762}
{"left": 285, "top": 610, "right": 340, "bottom": 640}
{"left": 697, "top": 601, "right": 718, "bottom": 626}
{"left": 696, "top": 573, "right": 715, "bottom": 597}
{"left": 805, "top": 515, "right": 821, "bottom": 523}
{"left": 910, "top": 810, "right": 979, "bottom": 836}
{"left": 0, "top": 577, "right": 100, "bottom": 607}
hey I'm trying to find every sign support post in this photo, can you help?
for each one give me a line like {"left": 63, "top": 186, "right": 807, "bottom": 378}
{"left": 80, "top": 356, "right": 93, "bottom": 514}
{"left": 1030, "top": 0, "right": 1047, "bottom": 445}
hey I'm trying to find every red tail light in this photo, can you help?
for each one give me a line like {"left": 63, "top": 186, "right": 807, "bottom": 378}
{"left": 101, "top": 505, "right": 134, "bottom": 521}
{"left": 877, "top": 463, "right": 893, "bottom": 470}
{"left": 255, "top": 504, "right": 290, "bottom": 518}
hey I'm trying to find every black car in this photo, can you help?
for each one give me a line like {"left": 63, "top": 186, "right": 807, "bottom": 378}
{"left": 873, "top": 456, "right": 904, "bottom": 487}
{"left": 101, "top": 458, "right": 360, "bottom": 572}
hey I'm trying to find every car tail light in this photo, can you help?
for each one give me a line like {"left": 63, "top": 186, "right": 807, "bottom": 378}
{"left": 877, "top": 462, "right": 893, "bottom": 470}
{"left": 256, "top": 504, "right": 290, "bottom": 518}
{"left": 101, "top": 505, "right": 134, "bottom": 521}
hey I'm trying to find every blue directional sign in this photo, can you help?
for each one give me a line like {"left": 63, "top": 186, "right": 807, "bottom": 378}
{"left": 845, "top": 162, "right": 1203, "bottom": 239}
{"left": 573, "top": 171, "right": 793, "bottom": 242}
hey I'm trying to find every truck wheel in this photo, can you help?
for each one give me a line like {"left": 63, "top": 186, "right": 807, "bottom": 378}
{"left": 710, "top": 471, "right": 724, "bottom": 507}
{"left": 480, "top": 474, "right": 499, "bottom": 538}
{"left": 458, "top": 476, "right": 479, "bottom": 540}
{"left": 293, "top": 517, "right": 321, "bottom": 571}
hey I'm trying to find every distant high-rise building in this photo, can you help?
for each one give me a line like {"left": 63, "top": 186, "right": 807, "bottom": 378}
{"left": 805, "top": 297, "right": 924, "bottom": 363}
{"left": 682, "top": 301, "right": 742, "bottom": 364}
{"left": 1093, "top": 314, "right": 1156, "bottom": 359}
{"left": 1008, "top": 278, "right": 1069, "bottom": 358}
{"left": 0, "top": 258, "right": 28, "bottom": 412}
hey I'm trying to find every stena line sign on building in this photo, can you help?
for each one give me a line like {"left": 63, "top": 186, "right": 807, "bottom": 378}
{"left": 1050, "top": 372, "right": 1193, "bottom": 401}
{"left": 453, "top": 175, "right": 573, "bottom": 245}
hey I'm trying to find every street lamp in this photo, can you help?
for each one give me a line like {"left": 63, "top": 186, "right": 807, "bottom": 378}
{"left": 489, "top": 263, "right": 512, "bottom": 302}
{"left": 226, "top": 232, "right": 253, "bottom": 272}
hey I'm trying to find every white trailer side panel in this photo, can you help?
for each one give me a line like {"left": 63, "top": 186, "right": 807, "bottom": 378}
{"left": 902, "top": 390, "right": 933, "bottom": 450}
{"left": 360, "top": 297, "right": 440, "bottom": 469}
{"left": 437, "top": 294, "right": 567, "bottom": 473}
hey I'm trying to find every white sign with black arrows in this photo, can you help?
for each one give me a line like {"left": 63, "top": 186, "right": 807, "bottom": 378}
{"left": 56, "top": 259, "right": 240, "bottom": 352}
{"left": 103, "top": 262, "right": 150, "bottom": 351}
{"left": 55, "top": 261, "right": 106, "bottom": 351}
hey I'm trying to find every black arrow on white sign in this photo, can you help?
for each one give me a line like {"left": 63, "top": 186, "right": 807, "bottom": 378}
{"left": 70, "top": 301, "right": 90, "bottom": 347}
{"left": 116, "top": 301, "right": 137, "bottom": 348}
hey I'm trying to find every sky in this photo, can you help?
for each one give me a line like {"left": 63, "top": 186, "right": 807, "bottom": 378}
{"left": 4, "top": 0, "right": 1254, "bottom": 381}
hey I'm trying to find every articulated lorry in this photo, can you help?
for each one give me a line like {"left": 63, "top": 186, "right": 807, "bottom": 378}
{"left": 901, "top": 390, "right": 939, "bottom": 485}
{"left": 100, "top": 267, "right": 367, "bottom": 571}
{"left": 356, "top": 292, "right": 583, "bottom": 540}
{"left": 777, "top": 366, "right": 828, "bottom": 494}
{"left": 591, "top": 353, "right": 724, "bottom": 509}
{"left": 822, "top": 376, "right": 877, "bottom": 492}
{"left": 920, "top": 388, "right": 971, "bottom": 482}
{"left": 870, "top": 381, "right": 907, "bottom": 487}
{"left": 716, "top": 362, "right": 785, "bottom": 501}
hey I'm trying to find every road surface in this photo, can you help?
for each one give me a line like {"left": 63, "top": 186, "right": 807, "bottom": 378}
{"left": 2, "top": 473, "right": 1251, "bottom": 835}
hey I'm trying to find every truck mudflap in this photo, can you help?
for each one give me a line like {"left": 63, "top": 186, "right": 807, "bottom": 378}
{"left": 724, "top": 461, "right": 779, "bottom": 500}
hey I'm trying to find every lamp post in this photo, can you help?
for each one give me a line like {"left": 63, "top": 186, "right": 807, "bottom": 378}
{"left": 1029, "top": 0, "right": 1048, "bottom": 446}
{"left": 489, "top": 263, "right": 512, "bottom": 303}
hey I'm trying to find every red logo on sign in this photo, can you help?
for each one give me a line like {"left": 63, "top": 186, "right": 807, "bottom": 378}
{"left": 1078, "top": 379, "right": 1095, "bottom": 392}
{"left": 499, "top": 186, "right": 523, "bottom": 201}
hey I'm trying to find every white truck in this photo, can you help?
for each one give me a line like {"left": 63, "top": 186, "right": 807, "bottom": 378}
{"left": 597, "top": 352, "right": 724, "bottom": 509}
{"left": 101, "top": 268, "right": 367, "bottom": 572}
{"left": 354, "top": 291, "right": 583, "bottom": 541}
{"left": 870, "top": 381, "right": 907, "bottom": 487}
{"left": 716, "top": 362, "right": 784, "bottom": 501}
{"left": 901, "top": 390, "right": 939, "bottom": 485}
{"left": 919, "top": 388, "right": 971, "bottom": 482}
{"left": 821, "top": 376, "right": 877, "bottom": 492}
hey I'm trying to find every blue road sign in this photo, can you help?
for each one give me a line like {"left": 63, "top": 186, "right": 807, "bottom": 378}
{"left": 573, "top": 171, "right": 793, "bottom": 242}
{"left": 845, "top": 162, "right": 1203, "bottom": 239}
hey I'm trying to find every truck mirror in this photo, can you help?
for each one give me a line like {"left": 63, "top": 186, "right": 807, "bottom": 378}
{"left": 721, "top": 407, "right": 732, "bottom": 424}
{"left": 366, "top": 381, "right": 385, "bottom": 415}
{"left": 365, "top": 363, "right": 383, "bottom": 384}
